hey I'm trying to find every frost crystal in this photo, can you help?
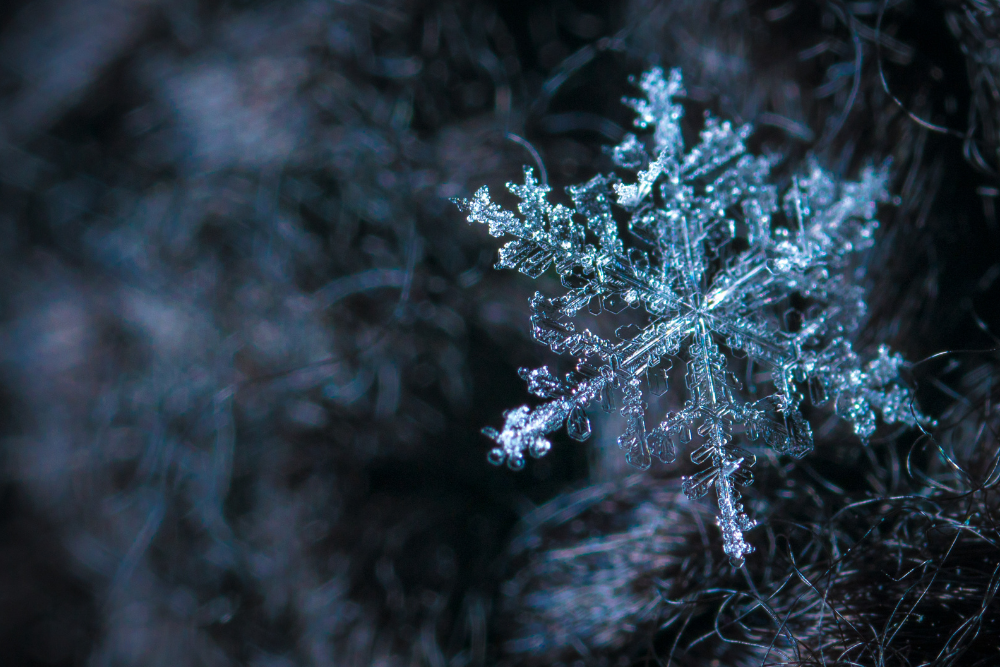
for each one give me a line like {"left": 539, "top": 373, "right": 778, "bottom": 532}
{"left": 455, "top": 68, "right": 930, "bottom": 565}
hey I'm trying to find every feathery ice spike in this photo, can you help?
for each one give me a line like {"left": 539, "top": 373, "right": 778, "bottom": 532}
{"left": 455, "top": 68, "right": 930, "bottom": 565}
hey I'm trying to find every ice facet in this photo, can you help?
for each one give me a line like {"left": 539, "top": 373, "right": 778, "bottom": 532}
{"left": 646, "top": 426, "right": 676, "bottom": 464}
{"left": 567, "top": 405, "right": 592, "bottom": 442}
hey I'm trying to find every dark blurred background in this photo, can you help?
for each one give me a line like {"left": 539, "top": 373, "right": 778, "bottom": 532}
{"left": 0, "top": 1, "right": 998, "bottom": 665}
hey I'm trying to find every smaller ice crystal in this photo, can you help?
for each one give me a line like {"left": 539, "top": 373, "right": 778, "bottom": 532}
{"left": 455, "top": 67, "right": 932, "bottom": 565}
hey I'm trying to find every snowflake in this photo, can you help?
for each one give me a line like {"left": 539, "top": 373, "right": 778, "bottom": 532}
{"left": 455, "top": 68, "right": 931, "bottom": 565}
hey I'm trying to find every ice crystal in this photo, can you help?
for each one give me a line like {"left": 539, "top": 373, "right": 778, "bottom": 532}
{"left": 455, "top": 68, "right": 930, "bottom": 565}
